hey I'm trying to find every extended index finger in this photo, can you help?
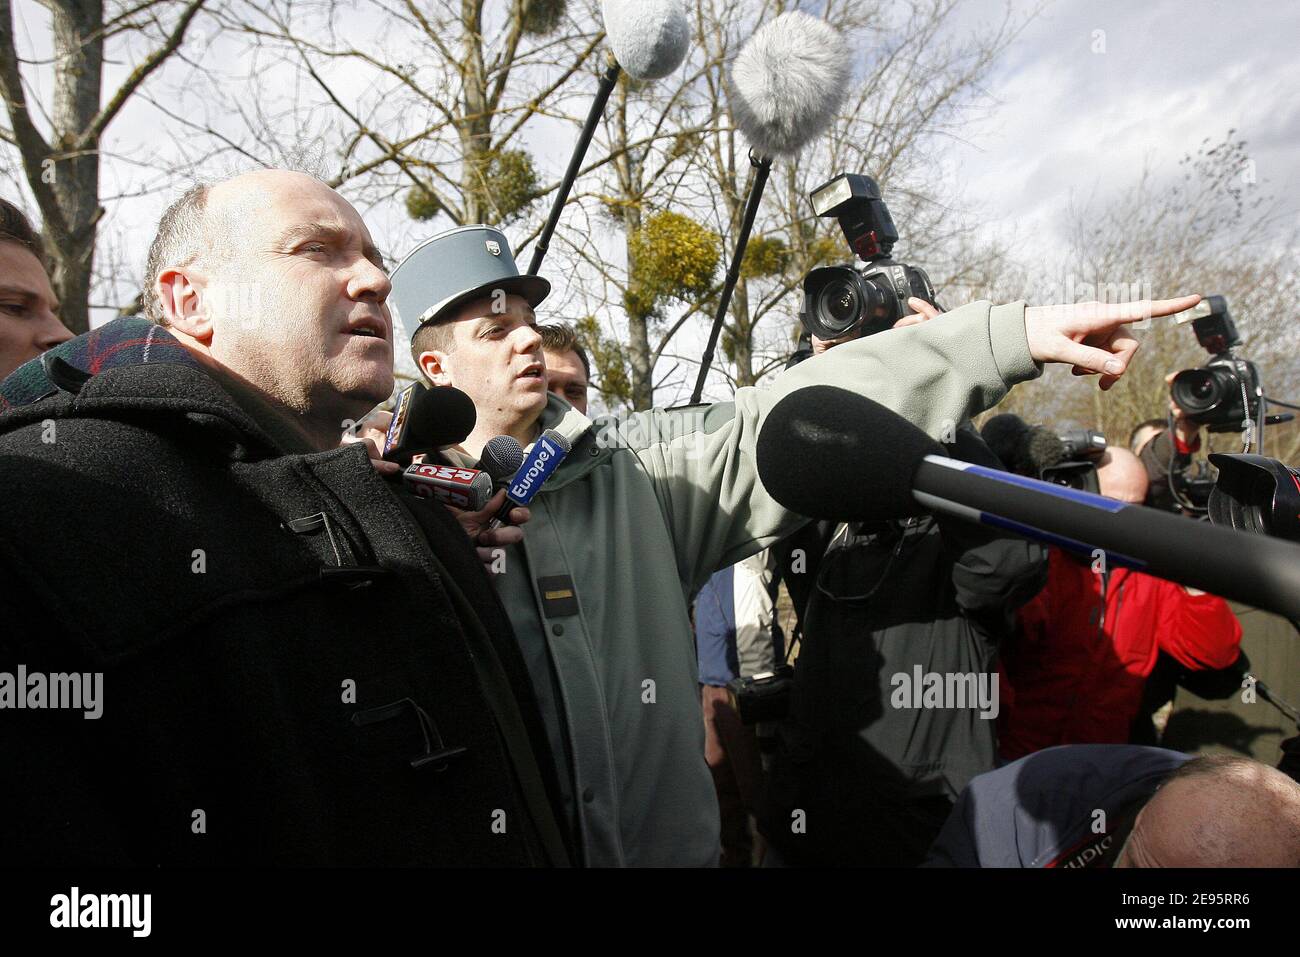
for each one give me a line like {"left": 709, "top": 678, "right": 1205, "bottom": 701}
{"left": 1084, "top": 295, "right": 1202, "bottom": 327}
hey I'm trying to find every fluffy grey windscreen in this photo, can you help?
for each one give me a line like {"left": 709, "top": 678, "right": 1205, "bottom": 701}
{"left": 602, "top": 0, "right": 691, "bottom": 80}
{"left": 728, "top": 11, "right": 852, "bottom": 158}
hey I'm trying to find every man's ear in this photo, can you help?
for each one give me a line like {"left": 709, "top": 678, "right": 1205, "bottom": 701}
{"left": 418, "top": 349, "right": 454, "bottom": 387}
{"left": 157, "top": 265, "right": 212, "bottom": 344}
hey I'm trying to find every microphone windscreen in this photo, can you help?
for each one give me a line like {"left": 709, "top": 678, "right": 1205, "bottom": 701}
{"left": 728, "top": 11, "right": 851, "bottom": 158}
{"left": 980, "top": 413, "right": 1029, "bottom": 471}
{"left": 1023, "top": 427, "right": 1067, "bottom": 474}
{"left": 479, "top": 435, "right": 525, "bottom": 483}
{"left": 756, "top": 385, "right": 941, "bottom": 522}
{"left": 406, "top": 384, "right": 477, "bottom": 450}
{"left": 602, "top": 0, "right": 691, "bottom": 80}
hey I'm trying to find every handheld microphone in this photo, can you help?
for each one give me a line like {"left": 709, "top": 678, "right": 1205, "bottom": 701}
{"left": 690, "top": 11, "right": 850, "bottom": 404}
{"left": 756, "top": 385, "right": 1300, "bottom": 620}
{"left": 402, "top": 462, "right": 494, "bottom": 511}
{"left": 527, "top": 0, "right": 690, "bottom": 277}
{"left": 488, "top": 429, "right": 572, "bottom": 528}
{"left": 478, "top": 435, "right": 526, "bottom": 487}
{"left": 381, "top": 383, "right": 477, "bottom": 464}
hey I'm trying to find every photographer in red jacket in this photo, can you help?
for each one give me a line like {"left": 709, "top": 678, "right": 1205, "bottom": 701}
{"left": 998, "top": 446, "right": 1243, "bottom": 760}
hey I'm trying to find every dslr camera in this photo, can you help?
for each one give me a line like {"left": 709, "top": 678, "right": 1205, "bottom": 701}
{"left": 800, "top": 173, "right": 939, "bottom": 341}
{"left": 1042, "top": 428, "right": 1108, "bottom": 493}
{"left": 1169, "top": 296, "right": 1262, "bottom": 433}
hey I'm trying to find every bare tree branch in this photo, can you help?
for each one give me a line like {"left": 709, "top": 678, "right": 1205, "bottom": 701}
{"left": 79, "top": 0, "right": 208, "bottom": 149}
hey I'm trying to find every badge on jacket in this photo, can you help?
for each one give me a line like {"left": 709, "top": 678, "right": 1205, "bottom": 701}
{"left": 537, "top": 575, "right": 580, "bottom": 618}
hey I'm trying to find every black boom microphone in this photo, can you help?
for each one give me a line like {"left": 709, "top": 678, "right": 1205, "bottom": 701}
{"left": 526, "top": 0, "right": 690, "bottom": 276}
{"left": 755, "top": 385, "right": 1300, "bottom": 620}
{"left": 688, "top": 11, "right": 850, "bottom": 404}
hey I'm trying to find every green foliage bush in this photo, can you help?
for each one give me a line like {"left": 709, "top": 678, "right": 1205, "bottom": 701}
{"left": 625, "top": 210, "right": 720, "bottom": 319}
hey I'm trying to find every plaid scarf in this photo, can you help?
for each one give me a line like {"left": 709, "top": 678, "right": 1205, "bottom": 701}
{"left": 0, "top": 317, "right": 199, "bottom": 413}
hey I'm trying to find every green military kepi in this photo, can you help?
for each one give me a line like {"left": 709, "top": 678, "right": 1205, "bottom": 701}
{"left": 389, "top": 225, "right": 551, "bottom": 343}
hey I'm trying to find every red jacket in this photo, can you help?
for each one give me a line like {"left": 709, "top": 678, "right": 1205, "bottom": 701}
{"left": 998, "top": 548, "right": 1242, "bottom": 760}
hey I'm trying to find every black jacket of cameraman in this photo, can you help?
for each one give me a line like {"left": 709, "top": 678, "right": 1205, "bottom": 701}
{"left": 759, "top": 427, "right": 1048, "bottom": 867}
{"left": 1137, "top": 426, "right": 1198, "bottom": 512}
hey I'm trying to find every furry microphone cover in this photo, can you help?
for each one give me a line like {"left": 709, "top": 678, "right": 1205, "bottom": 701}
{"left": 728, "top": 10, "right": 852, "bottom": 158}
{"left": 601, "top": 0, "right": 691, "bottom": 80}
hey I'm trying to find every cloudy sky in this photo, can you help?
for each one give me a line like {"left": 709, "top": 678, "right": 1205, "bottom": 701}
{"left": 935, "top": 0, "right": 1299, "bottom": 261}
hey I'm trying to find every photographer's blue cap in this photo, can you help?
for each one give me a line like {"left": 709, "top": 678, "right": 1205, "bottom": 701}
{"left": 389, "top": 225, "right": 551, "bottom": 342}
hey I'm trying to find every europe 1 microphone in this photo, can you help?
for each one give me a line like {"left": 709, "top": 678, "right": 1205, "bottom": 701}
{"left": 487, "top": 429, "right": 572, "bottom": 529}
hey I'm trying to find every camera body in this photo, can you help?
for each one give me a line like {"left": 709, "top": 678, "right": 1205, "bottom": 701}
{"left": 800, "top": 173, "right": 938, "bottom": 341}
{"left": 1169, "top": 296, "right": 1262, "bottom": 433}
{"left": 726, "top": 666, "right": 793, "bottom": 725}
{"left": 1172, "top": 459, "right": 1217, "bottom": 510}
{"left": 1041, "top": 428, "right": 1107, "bottom": 493}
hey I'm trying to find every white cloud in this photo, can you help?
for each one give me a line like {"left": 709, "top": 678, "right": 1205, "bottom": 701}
{"left": 942, "top": 0, "right": 1300, "bottom": 265}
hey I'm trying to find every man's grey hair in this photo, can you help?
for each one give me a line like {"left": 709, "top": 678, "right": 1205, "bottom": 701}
{"left": 142, "top": 183, "right": 213, "bottom": 325}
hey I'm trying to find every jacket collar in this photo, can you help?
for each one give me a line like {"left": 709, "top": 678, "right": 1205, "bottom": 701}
{"left": 0, "top": 316, "right": 312, "bottom": 460}
{"left": 444, "top": 391, "right": 596, "bottom": 473}
{"left": 0, "top": 317, "right": 199, "bottom": 411}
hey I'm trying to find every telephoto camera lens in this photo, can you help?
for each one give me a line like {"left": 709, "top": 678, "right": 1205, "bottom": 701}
{"left": 1208, "top": 452, "right": 1300, "bottom": 542}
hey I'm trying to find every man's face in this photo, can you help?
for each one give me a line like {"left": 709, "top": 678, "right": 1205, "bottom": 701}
{"left": 0, "top": 242, "right": 72, "bottom": 380}
{"left": 194, "top": 171, "right": 394, "bottom": 422}
{"left": 545, "top": 347, "right": 588, "bottom": 415}
{"left": 422, "top": 293, "right": 547, "bottom": 430}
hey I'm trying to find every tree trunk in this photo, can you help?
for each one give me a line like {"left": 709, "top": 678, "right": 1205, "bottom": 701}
{"left": 613, "top": 78, "right": 653, "bottom": 411}
{"left": 458, "top": 0, "right": 492, "bottom": 224}
{"left": 46, "top": 0, "right": 104, "bottom": 334}
{"left": 730, "top": 279, "right": 755, "bottom": 387}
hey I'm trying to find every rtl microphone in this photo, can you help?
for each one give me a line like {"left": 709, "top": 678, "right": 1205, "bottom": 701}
{"left": 488, "top": 429, "right": 572, "bottom": 528}
{"left": 402, "top": 462, "right": 494, "bottom": 510}
{"left": 381, "top": 382, "right": 477, "bottom": 464}
{"left": 755, "top": 385, "right": 1300, "bottom": 620}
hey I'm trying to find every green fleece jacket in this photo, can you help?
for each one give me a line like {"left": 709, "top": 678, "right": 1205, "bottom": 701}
{"left": 446, "top": 299, "right": 1041, "bottom": 866}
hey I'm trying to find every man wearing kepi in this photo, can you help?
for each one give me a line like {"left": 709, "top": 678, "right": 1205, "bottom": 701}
{"left": 389, "top": 223, "right": 1199, "bottom": 866}
{"left": 0, "top": 171, "right": 567, "bottom": 866}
